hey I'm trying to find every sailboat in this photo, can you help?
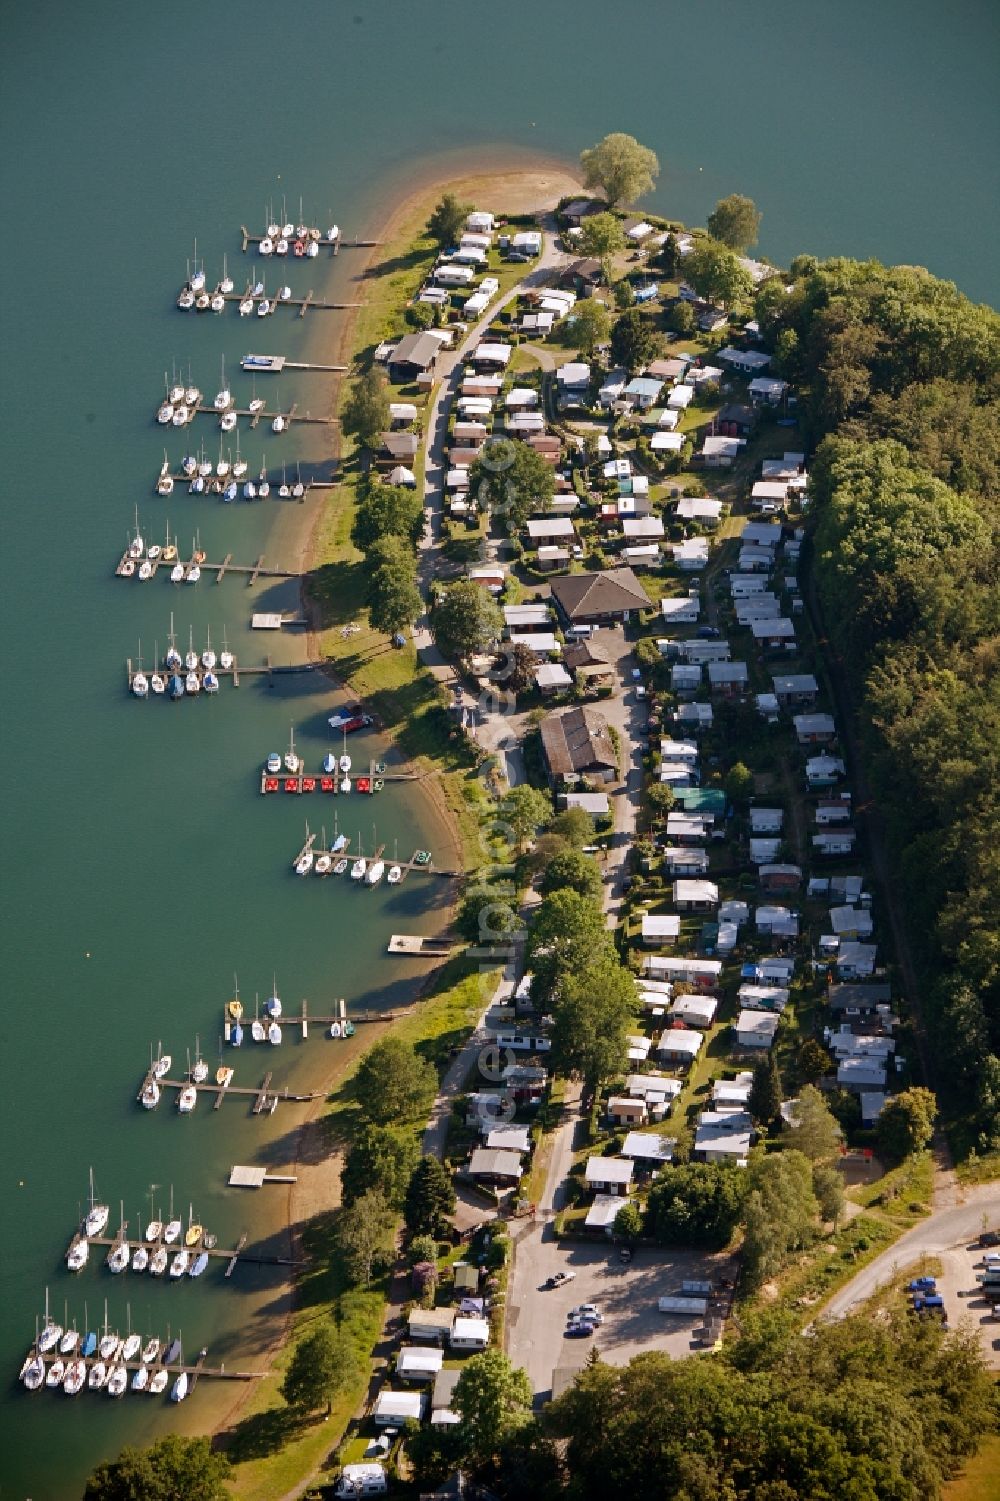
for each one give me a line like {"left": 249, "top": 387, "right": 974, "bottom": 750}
{"left": 185, "top": 1206, "right": 204, "bottom": 1247}
{"left": 258, "top": 454, "right": 271, "bottom": 498}
{"left": 387, "top": 840, "right": 402, "bottom": 884}
{"left": 220, "top": 253, "right": 234, "bottom": 296}
{"left": 153, "top": 1042, "right": 172, "bottom": 1078}
{"left": 315, "top": 827, "right": 333, "bottom": 876}
{"left": 295, "top": 824, "right": 314, "bottom": 876}
{"left": 278, "top": 462, "right": 290, "bottom": 499}
{"left": 232, "top": 429, "right": 248, "bottom": 480}
{"left": 251, "top": 995, "right": 266, "bottom": 1044}
{"left": 219, "top": 628, "right": 234, "bottom": 672}
{"left": 106, "top": 1202, "right": 129, "bottom": 1272}
{"left": 38, "top": 1291, "right": 62, "bottom": 1353}
{"left": 177, "top": 1082, "right": 197, "bottom": 1113}
{"left": 190, "top": 1037, "right": 209, "bottom": 1084}
{"left": 84, "top": 1168, "right": 110, "bottom": 1238}
{"left": 213, "top": 354, "right": 232, "bottom": 410}
{"left": 265, "top": 978, "right": 282, "bottom": 1018}
{"left": 66, "top": 1236, "right": 89, "bottom": 1272}
{"left": 164, "top": 1190, "right": 182, "bottom": 1245}
{"left": 284, "top": 726, "right": 301, "bottom": 774}
{"left": 351, "top": 836, "right": 367, "bottom": 881}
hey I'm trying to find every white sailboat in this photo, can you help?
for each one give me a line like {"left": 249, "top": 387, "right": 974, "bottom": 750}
{"left": 284, "top": 726, "right": 301, "bottom": 773}
{"left": 177, "top": 1084, "right": 197, "bottom": 1113}
{"left": 191, "top": 1037, "right": 209, "bottom": 1084}
{"left": 251, "top": 994, "right": 266, "bottom": 1044}
{"left": 84, "top": 1168, "right": 110, "bottom": 1238}
{"left": 213, "top": 354, "right": 232, "bottom": 411}
{"left": 66, "top": 1238, "right": 89, "bottom": 1272}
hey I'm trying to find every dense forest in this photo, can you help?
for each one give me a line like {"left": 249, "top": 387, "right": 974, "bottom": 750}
{"left": 756, "top": 257, "right": 1000, "bottom": 1155}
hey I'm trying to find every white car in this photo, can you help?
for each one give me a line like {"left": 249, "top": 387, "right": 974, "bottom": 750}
{"left": 546, "top": 1270, "right": 576, "bottom": 1289}
{"left": 568, "top": 1304, "right": 602, "bottom": 1324}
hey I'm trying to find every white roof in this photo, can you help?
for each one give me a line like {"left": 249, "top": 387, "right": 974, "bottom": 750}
{"left": 397, "top": 1346, "right": 444, "bottom": 1377}
{"left": 486, "top": 1125, "right": 532, "bottom": 1153}
{"left": 661, "top": 595, "right": 700, "bottom": 620}
{"left": 702, "top": 436, "right": 744, "bottom": 458}
{"left": 557, "top": 361, "right": 591, "bottom": 387}
{"left": 564, "top": 791, "right": 610, "bottom": 814}
{"left": 623, "top": 516, "right": 664, "bottom": 539}
{"left": 676, "top": 496, "right": 722, "bottom": 520}
{"left": 506, "top": 387, "right": 540, "bottom": 408}
{"left": 451, "top": 1317, "right": 490, "bottom": 1343}
{"left": 829, "top": 905, "right": 874, "bottom": 936}
{"left": 641, "top": 913, "right": 682, "bottom": 940}
{"left": 504, "top": 604, "right": 550, "bottom": 627}
{"left": 586, "top": 1194, "right": 629, "bottom": 1228}
{"left": 674, "top": 879, "right": 719, "bottom": 904}
{"left": 742, "top": 521, "right": 782, "bottom": 546}
{"left": 671, "top": 994, "right": 718, "bottom": 1025}
{"left": 673, "top": 538, "right": 710, "bottom": 566}
{"left": 736, "top": 1010, "right": 780, "bottom": 1042}
{"left": 794, "top": 713, "right": 837, "bottom": 736}
{"left": 627, "top": 1072, "right": 682, "bottom": 1100}
{"left": 585, "top": 1156, "right": 634, "bottom": 1184}
{"left": 750, "top": 616, "right": 796, "bottom": 639}
{"left": 535, "top": 662, "right": 572, "bottom": 690}
{"left": 622, "top": 1131, "right": 675, "bottom": 1162}
{"left": 374, "top": 1389, "right": 426, "bottom": 1422}
{"left": 656, "top": 1028, "right": 704, "bottom": 1058}
{"left": 750, "top": 807, "right": 784, "bottom": 830}
{"left": 719, "top": 899, "right": 749, "bottom": 924}
{"left": 510, "top": 631, "right": 560, "bottom": 654}
{"left": 707, "top": 659, "right": 748, "bottom": 683}
{"left": 526, "top": 517, "right": 575, "bottom": 539}
{"left": 474, "top": 342, "right": 512, "bottom": 366}
{"left": 717, "top": 347, "right": 771, "bottom": 370}
{"left": 660, "top": 738, "right": 700, "bottom": 760}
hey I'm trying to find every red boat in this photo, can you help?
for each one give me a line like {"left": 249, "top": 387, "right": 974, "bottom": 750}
{"left": 356, "top": 777, "right": 371, "bottom": 794}
{"left": 302, "top": 777, "right": 316, "bottom": 793}
{"left": 284, "top": 778, "right": 300, "bottom": 793}
{"left": 263, "top": 777, "right": 279, "bottom": 793}
{"left": 320, "top": 777, "right": 336, "bottom": 793}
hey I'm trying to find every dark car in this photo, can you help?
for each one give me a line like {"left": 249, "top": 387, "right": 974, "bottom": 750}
{"left": 506, "top": 251, "right": 531, "bottom": 263}
{"left": 564, "top": 1322, "right": 595, "bottom": 1338}
{"left": 908, "top": 1276, "right": 937, "bottom": 1293}
{"left": 696, "top": 626, "right": 722, "bottom": 639}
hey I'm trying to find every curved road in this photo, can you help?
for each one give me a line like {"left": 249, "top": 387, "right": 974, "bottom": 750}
{"left": 823, "top": 1181, "right": 1000, "bottom": 1319}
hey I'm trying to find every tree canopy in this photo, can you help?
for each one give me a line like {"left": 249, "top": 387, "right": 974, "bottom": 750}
{"left": 707, "top": 193, "right": 762, "bottom": 251}
{"left": 281, "top": 1323, "right": 361, "bottom": 1415}
{"left": 787, "top": 1084, "right": 843, "bottom": 1162}
{"left": 336, "top": 1188, "right": 397, "bottom": 1286}
{"left": 367, "top": 534, "right": 423, "bottom": 637}
{"left": 562, "top": 298, "right": 611, "bottom": 356}
{"left": 748, "top": 1053, "right": 783, "bottom": 1127}
{"left": 545, "top": 1309, "right": 997, "bottom": 1501}
{"left": 501, "top": 783, "right": 553, "bottom": 848}
{"left": 426, "top": 192, "right": 471, "bottom": 248}
{"left": 684, "top": 238, "right": 754, "bottom": 308}
{"left": 550, "top": 956, "right": 638, "bottom": 1096}
{"left": 527, "top": 889, "right": 614, "bottom": 1003}
{"left": 433, "top": 578, "right": 504, "bottom": 661}
{"left": 83, "top": 1436, "right": 231, "bottom": 1501}
{"left": 645, "top": 1162, "right": 747, "bottom": 1248}
{"left": 579, "top": 133, "right": 660, "bottom": 208}
{"left": 404, "top": 1154, "right": 456, "bottom": 1238}
{"left": 538, "top": 849, "right": 603, "bottom": 902}
{"left": 340, "top": 366, "right": 390, "bottom": 448}
{"left": 468, "top": 436, "right": 555, "bottom": 533}
{"left": 354, "top": 1036, "right": 437, "bottom": 1125}
{"left": 454, "top": 1348, "right": 534, "bottom": 1463}
{"left": 610, "top": 307, "right": 663, "bottom": 373}
{"left": 876, "top": 1087, "right": 937, "bottom": 1163}
{"left": 352, "top": 481, "right": 424, "bottom": 551}
{"left": 341, "top": 1124, "right": 420, "bottom": 1209}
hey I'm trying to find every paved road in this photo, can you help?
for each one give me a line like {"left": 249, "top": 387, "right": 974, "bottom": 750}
{"left": 823, "top": 1182, "right": 1000, "bottom": 1319}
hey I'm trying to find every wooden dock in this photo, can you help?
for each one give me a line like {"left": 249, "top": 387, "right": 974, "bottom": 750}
{"left": 117, "top": 550, "right": 299, "bottom": 585}
{"left": 177, "top": 286, "right": 363, "bottom": 314}
{"left": 260, "top": 758, "right": 422, "bottom": 796}
{"left": 19, "top": 1343, "right": 267, "bottom": 1389}
{"left": 156, "top": 466, "right": 334, "bottom": 497}
{"left": 240, "top": 225, "right": 381, "bottom": 255}
{"left": 65, "top": 1227, "right": 244, "bottom": 1268}
{"left": 222, "top": 995, "right": 403, "bottom": 1042}
{"left": 136, "top": 1067, "right": 322, "bottom": 1113}
{"left": 240, "top": 354, "right": 349, "bottom": 374}
{"left": 387, "top": 935, "right": 457, "bottom": 957}
{"left": 154, "top": 401, "right": 333, "bottom": 428}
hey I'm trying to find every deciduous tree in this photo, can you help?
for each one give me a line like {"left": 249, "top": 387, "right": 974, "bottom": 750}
{"left": 84, "top": 1437, "right": 231, "bottom": 1501}
{"left": 580, "top": 133, "right": 660, "bottom": 208}
{"left": 340, "top": 366, "right": 390, "bottom": 449}
{"left": 453, "top": 1348, "right": 534, "bottom": 1463}
{"left": 367, "top": 535, "right": 422, "bottom": 637}
{"left": 538, "top": 849, "right": 603, "bottom": 901}
{"left": 355, "top": 1037, "right": 437, "bottom": 1125}
{"left": 685, "top": 239, "right": 754, "bottom": 309}
{"left": 469, "top": 437, "right": 555, "bottom": 533}
{"left": 812, "top": 1163, "right": 846, "bottom": 1226}
{"left": 798, "top": 1038, "right": 833, "bottom": 1085}
{"left": 352, "top": 482, "right": 424, "bottom": 551}
{"left": 549, "top": 806, "right": 596, "bottom": 847}
{"left": 341, "top": 1124, "right": 420, "bottom": 1209}
{"left": 427, "top": 192, "right": 471, "bottom": 249}
{"left": 527, "top": 890, "right": 613, "bottom": 1002}
{"left": 787, "top": 1085, "right": 842, "bottom": 1162}
{"left": 501, "top": 783, "right": 553, "bottom": 849}
{"left": 707, "top": 193, "right": 762, "bottom": 252}
{"left": 577, "top": 210, "right": 626, "bottom": 282}
{"left": 433, "top": 579, "right": 503, "bottom": 661}
{"left": 336, "top": 1189, "right": 397, "bottom": 1286}
{"left": 550, "top": 956, "right": 637, "bottom": 1096}
{"left": 563, "top": 298, "right": 611, "bottom": 356}
{"left": 281, "top": 1323, "right": 361, "bottom": 1415}
{"left": 877, "top": 1087, "right": 937, "bottom": 1163}
{"left": 645, "top": 1162, "right": 747, "bottom": 1248}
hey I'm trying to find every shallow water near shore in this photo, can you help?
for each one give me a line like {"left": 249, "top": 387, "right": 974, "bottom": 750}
{"left": 1, "top": 1, "right": 997, "bottom": 1495}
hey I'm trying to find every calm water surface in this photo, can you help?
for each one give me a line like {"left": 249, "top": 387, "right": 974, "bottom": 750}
{"left": 1, "top": 2, "right": 996, "bottom": 1495}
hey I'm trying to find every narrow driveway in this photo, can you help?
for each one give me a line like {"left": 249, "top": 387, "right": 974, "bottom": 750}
{"left": 822, "top": 1183, "right": 1000, "bottom": 1319}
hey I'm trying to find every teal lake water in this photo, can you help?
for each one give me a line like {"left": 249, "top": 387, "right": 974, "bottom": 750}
{"left": 1, "top": 2, "right": 997, "bottom": 1495}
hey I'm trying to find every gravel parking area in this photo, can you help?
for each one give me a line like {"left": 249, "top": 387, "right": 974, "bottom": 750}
{"left": 506, "top": 1233, "right": 735, "bottom": 1399}
{"left": 939, "top": 1240, "right": 1000, "bottom": 1369}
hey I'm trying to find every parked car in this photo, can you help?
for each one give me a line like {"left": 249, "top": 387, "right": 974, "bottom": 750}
{"left": 908, "top": 1277, "right": 937, "bottom": 1293}
{"left": 568, "top": 1305, "right": 602, "bottom": 1324}
{"left": 696, "top": 626, "right": 722, "bottom": 639}
{"left": 564, "top": 1321, "right": 595, "bottom": 1338}
{"left": 978, "top": 1230, "right": 1000, "bottom": 1247}
{"left": 545, "top": 1271, "right": 576, "bottom": 1289}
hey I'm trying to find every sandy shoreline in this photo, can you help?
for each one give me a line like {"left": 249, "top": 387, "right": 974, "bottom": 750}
{"left": 215, "top": 151, "right": 580, "bottom": 1456}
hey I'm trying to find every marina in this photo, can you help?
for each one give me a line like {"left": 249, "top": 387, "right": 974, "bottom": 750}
{"left": 116, "top": 549, "right": 300, "bottom": 585}
{"left": 135, "top": 1066, "right": 323, "bottom": 1115}
{"left": 153, "top": 398, "right": 334, "bottom": 429}
{"left": 240, "top": 225, "right": 381, "bottom": 255}
{"left": 176, "top": 280, "right": 362, "bottom": 316}
{"left": 19, "top": 1341, "right": 266, "bottom": 1394}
